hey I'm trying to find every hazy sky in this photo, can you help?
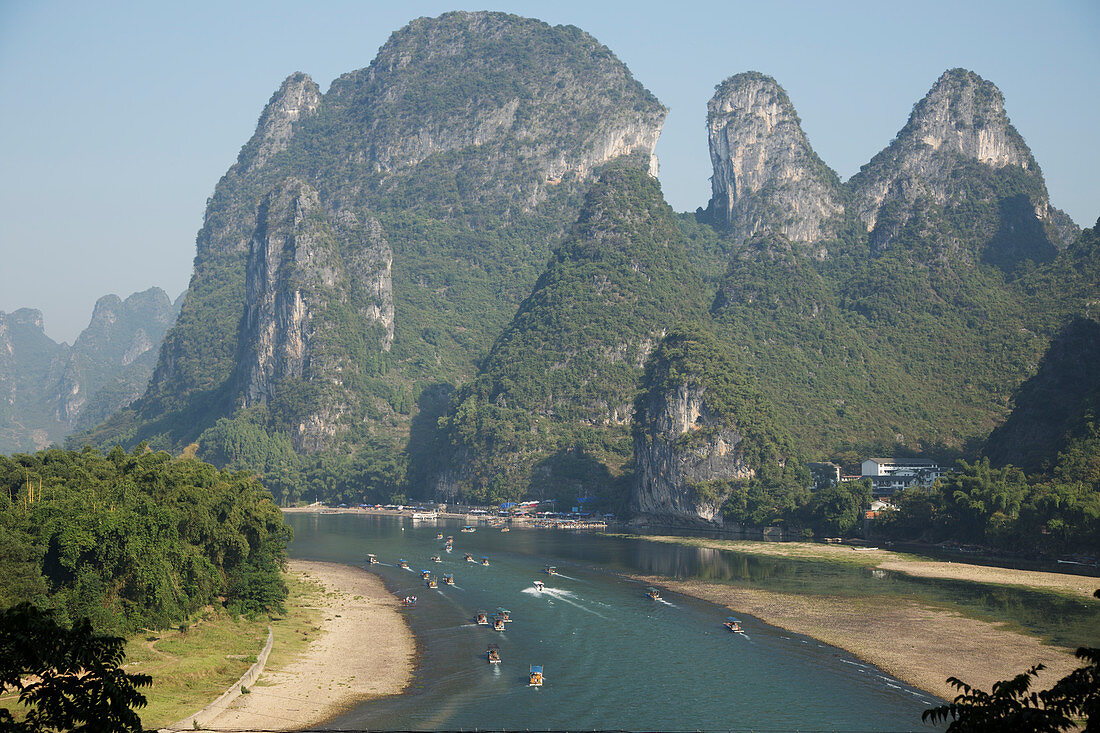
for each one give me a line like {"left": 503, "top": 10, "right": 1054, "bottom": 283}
{"left": 2, "top": 1, "right": 1097, "bottom": 343}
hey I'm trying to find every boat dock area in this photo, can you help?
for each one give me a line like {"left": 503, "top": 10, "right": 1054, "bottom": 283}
{"left": 285, "top": 504, "right": 615, "bottom": 532}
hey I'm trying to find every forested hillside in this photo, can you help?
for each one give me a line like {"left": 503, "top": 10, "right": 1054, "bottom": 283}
{"left": 431, "top": 167, "right": 707, "bottom": 507}
{"left": 56, "top": 14, "right": 1097, "bottom": 533}
{"left": 0, "top": 446, "right": 290, "bottom": 634}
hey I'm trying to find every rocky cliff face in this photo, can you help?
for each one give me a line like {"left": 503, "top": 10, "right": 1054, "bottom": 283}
{"left": 848, "top": 68, "right": 1076, "bottom": 260}
{"left": 0, "top": 309, "right": 66, "bottom": 451}
{"left": 632, "top": 383, "right": 754, "bottom": 526}
{"left": 56, "top": 288, "right": 177, "bottom": 429}
{"left": 238, "top": 178, "right": 394, "bottom": 451}
{"left": 706, "top": 72, "right": 843, "bottom": 248}
{"left": 325, "top": 11, "right": 666, "bottom": 204}
{"left": 94, "top": 10, "right": 667, "bottom": 458}
{"left": 0, "top": 290, "right": 177, "bottom": 452}
{"left": 629, "top": 327, "right": 799, "bottom": 528}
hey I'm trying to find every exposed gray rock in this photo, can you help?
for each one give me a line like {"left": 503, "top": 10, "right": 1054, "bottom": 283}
{"left": 631, "top": 383, "right": 754, "bottom": 527}
{"left": 706, "top": 72, "right": 843, "bottom": 248}
{"left": 238, "top": 177, "right": 394, "bottom": 451}
{"left": 848, "top": 68, "right": 1077, "bottom": 256}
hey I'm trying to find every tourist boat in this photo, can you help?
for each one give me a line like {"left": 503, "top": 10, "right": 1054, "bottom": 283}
{"left": 420, "top": 569, "right": 431, "bottom": 579}
{"left": 529, "top": 665, "right": 544, "bottom": 687}
{"left": 445, "top": 536, "right": 454, "bottom": 543}
{"left": 496, "top": 607, "right": 512, "bottom": 622}
{"left": 500, "top": 526, "right": 510, "bottom": 532}
{"left": 436, "top": 532, "right": 444, "bottom": 540}
{"left": 426, "top": 577, "right": 438, "bottom": 589}
{"left": 544, "top": 566, "right": 558, "bottom": 576}
{"left": 464, "top": 553, "right": 475, "bottom": 562}
{"left": 724, "top": 617, "right": 745, "bottom": 634}
{"left": 645, "top": 587, "right": 661, "bottom": 600}
{"left": 445, "top": 545, "right": 453, "bottom": 553}
{"left": 481, "top": 556, "right": 490, "bottom": 566}
{"left": 461, "top": 526, "right": 476, "bottom": 533}
{"left": 492, "top": 616, "right": 506, "bottom": 632}
{"left": 443, "top": 573, "right": 455, "bottom": 585}
{"left": 487, "top": 643, "right": 501, "bottom": 664}
{"left": 476, "top": 610, "right": 489, "bottom": 625}
{"left": 431, "top": 555, "right": 442, "bottom": 563}
{"left": 402, "top": 595, "right": 417, "bottom": 606}
{"left": 366, "top": 554, "right": 378, "bottom": 564}
{"left": 398, "top": 559, "right": 410, "bottom": 570}
{"left": 533, "top": 580, "right": 544, "bottom": 591}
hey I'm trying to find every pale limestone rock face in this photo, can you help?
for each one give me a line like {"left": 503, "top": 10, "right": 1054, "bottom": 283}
{"left": 707, "top": 72, "right": 843, "bottom": 246}
{"left": 246, "top": 73, "right": 323, "bottom": 174}
{"left": 631, "top": 384, "right": 755, "bottom": 527}
{"left": 848, "top": 68, "right": 1072, "bottom": 253}
{"left": 239, "top": 177, "right": 394, "bottom": 451}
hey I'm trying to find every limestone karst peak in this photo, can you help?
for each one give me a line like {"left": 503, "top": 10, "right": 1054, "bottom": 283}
{"left": 706, "top": 71, "right": 843, "bottom": 247}
{"left": 847, "top": 68, "right": 1078, "bottom": 258}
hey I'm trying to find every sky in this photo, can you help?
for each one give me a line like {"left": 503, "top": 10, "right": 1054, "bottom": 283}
{"left": 1, "top": 1, "right": 1098, "bottom": 343}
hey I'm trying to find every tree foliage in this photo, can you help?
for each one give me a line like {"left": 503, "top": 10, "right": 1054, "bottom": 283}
{"left": 0, "top": 603, "right": 150, "bottom": 732}
{"left": 0, "top": 446, "right": 291, "bottom": 634}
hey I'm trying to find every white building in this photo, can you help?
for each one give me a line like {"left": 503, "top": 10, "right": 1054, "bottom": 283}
{"left": 861, "top": 458, "right": 944, "bottom": 495}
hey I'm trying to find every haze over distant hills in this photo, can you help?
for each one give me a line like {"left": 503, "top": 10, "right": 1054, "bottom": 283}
{"left": 46, "top": 12, "right": 1096, "bottom": 537}
{"left": 0, "top": 288, "right": 180, "bottom": 452}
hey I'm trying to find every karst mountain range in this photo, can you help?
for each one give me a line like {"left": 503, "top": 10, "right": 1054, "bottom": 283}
{"left": 5, "top": 12, "right": 1097, "bottom": 523}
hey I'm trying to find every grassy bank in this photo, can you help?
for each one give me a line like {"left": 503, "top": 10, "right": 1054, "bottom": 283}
{"left": 126, "top": 571, "right": 325, "bottom": 729}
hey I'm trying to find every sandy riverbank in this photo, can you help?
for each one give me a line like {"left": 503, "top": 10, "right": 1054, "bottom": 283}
{"left": 204, "top": 560, "right": 414, "bottom": 731}
{"left": 633, "top": 535, "right": 1100, "bottom": 599}
{"left": 627, "top": 535, "right": 1098, "bottom": 701}
{"left": 635, "top": 575, "right": 1084, "bottom": 703}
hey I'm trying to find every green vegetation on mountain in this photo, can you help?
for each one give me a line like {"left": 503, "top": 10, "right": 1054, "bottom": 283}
{"left": 435, "top": 167, "right": 707, "bottom": 506}
{"left": 75, "top": 12, "right": 667, "bottom": 505}
{"left": 0, "top": 290, "right": 178, "bottom": 454}
{"left": 632, "top": 325, "right": 810, "bottom": 527}
{"left": 0, "top": 446, "right": 290, "bottom": 635}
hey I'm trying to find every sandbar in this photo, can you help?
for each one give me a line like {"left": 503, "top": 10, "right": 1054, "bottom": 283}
{"left": 205, "top": 559, "right": 414, "bottom": 731}
{"left": 633, "top": 574, "right": 1085, "bottom": 703}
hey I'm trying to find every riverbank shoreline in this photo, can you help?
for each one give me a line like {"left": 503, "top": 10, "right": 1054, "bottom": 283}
{"left": 635, "top": 573, "right": 1084, "bottom": 703}
{"left": 622, "top": 535, "right": 1098, "bottom": 703}
{"left": 203, "top": 560, "right": 414, "bottom": 731}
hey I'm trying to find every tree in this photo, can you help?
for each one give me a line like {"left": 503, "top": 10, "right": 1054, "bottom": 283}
{"left": 0, "top": 603, "right": 150, "bottom": 732}
{"left": 923, "top": 589, "right": 1100, "bottom": 730}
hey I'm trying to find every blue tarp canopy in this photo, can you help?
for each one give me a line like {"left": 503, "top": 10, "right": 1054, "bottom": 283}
{"left": 530, "top": 665, "right": 543, "bottom": 673}
{"left": 500, "top": 502, "right": 517, "bottom": 508}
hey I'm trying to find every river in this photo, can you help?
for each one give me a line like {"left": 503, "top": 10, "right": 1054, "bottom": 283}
{"left": 282, "top": 513, "right": 1039, "bottom": 731}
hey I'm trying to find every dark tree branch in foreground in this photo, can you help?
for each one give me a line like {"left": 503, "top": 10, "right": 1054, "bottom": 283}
{"left": 0, "top": 603, "right": 150, "bottom": 733}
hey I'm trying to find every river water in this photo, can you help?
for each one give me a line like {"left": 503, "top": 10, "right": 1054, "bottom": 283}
{"left": 286, "top": 513, "right": 1074, "bottom": 731}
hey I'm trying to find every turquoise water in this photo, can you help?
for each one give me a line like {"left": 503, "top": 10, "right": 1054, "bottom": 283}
{"left": 287, "top": 514, "right": 951, "bottom": 731}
